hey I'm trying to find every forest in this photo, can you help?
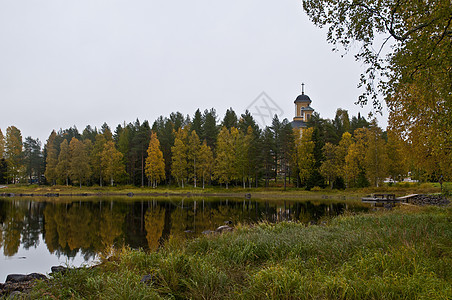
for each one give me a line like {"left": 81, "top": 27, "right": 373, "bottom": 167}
{"left": 0, "top": 107, "right": 446, "bottom": 189}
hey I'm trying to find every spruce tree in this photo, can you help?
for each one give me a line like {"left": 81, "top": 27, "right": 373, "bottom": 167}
{"left": 202, "top": 108, "right": 219, "bottom": 149}
{"left": 191, "top": 109, "right": 204, "bottom": 137}
{"left": 222, "top": 108, "right": 238, "bottom": 130}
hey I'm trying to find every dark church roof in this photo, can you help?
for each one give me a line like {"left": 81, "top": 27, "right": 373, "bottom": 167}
{"left": 300, "top": 106, "right": 314, "bottom": 111}
{"left": 291, "top": 120, "right": 307, "bottom": 129}
{"left": 294, "top": 93, "right": 311, "bottom": 104}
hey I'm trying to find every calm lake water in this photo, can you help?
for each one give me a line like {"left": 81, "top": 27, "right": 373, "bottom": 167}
{"left": 0, "top": 196, "right": 369, "bottom": 282}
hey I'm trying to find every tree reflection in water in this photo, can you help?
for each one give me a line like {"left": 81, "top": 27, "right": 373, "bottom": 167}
{"left": 0, "top": 197, "right": 369, "bottom": 258}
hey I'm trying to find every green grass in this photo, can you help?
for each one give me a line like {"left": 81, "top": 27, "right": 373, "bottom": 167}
{"left": 2, "top": 181, "right": 448, "bottom": 200}
{"left": 27, "top": 205, "right": 452, "bottom": 299}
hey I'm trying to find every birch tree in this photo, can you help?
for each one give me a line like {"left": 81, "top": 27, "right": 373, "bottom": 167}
{"left": 145, "top": 132, "right": 166, "bottom": 187}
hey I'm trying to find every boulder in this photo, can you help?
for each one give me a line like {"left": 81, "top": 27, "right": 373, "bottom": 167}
{"left": 51, "top": 266, "right": 68, "bottom": 274}
{"left": 28, "top": 273, "right": 47, "bottom": 280}
{"left": 140, "top": 274, "right": 156, "bottom": 284}
{"left": 216, "top": 225, "right": 233, "bottom": 233}
{"left": 5, "top": 275, "right": 32, "bottom": 284}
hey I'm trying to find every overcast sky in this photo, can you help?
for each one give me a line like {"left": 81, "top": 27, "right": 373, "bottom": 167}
{"left": 0, "top": 0, "right": 387, "bottom": 144}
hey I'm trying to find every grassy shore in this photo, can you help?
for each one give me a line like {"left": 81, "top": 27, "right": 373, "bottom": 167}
{"left": 28, "top": 205, "right": 451, "bottom": 299}
{"left": 1, "top": 182, "right": 449, "bottom": 200}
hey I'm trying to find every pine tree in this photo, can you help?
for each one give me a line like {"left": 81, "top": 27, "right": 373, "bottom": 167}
{"left": 5, "top": 126, "right": 23, "bottom": 184}
{"left": 82, "top": 125, "right": 98, "bottom": 143}
{"left": 56, "top": 139, "right": 70, "bottom": 185}
{"left": 239, "top": 113, "right": 262, "bottom": 188}
{"left": 100, "top": 123, "right": 113, "bottom": 141}
{"left": 44, "top": 131, "right": 58, "bottom": 185}
{"left": 69, "top": 137, "right": 91, "bottom": 188}
{"left": 23, "top": 137, "right": 43, "bottom": 184}
{"left": 271, "top": 116, "right": 282, "bottom": 183}
{"left": 117, "top": 124, "right": 132, "bottom": 183}
{"left": 145, "top": 132, "right": 166, "bottom": 188}
{"left": 101, "top": 140, "right": 126, "bottom": 186}
{"left": 131, "top": 120, "right": 151, "bottom": 186}
{"left": 261, "top": 127, "right": 275, "bottom": 187}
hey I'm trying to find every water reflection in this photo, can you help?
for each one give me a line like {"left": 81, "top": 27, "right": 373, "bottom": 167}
{"left": 0, "top": 197, "right": 369, "bottom": 260}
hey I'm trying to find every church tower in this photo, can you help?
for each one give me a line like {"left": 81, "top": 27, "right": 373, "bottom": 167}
{"left": 291, "top": 83, "right": 314, "bottom": 129}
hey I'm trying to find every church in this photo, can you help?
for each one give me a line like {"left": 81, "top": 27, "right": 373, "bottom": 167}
{"left": 291, "top": 83, "right": 314, "bottom": 130}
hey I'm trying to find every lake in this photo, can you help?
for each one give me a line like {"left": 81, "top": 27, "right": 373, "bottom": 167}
{"left": 0, "top": 196, "right": 369, "bottom": 282}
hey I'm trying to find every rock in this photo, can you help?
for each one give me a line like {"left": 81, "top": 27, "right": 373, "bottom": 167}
{"left": 184, "top": 230, "right": 194, "bottom": 233}
{"left": 202, "top": 230, "right": 215, "bottom": 235}
{"left": 216, "top": 225, "right": 233, "bottom": 233}
{"left": 5, "top": 275, "right": 32, "bottom": 284}
{"left": 409, "top": 194, "right": 450, "bottom": 206}
{"left": 224, "top": 220, "right": 233, "bottom": 225}
{"left": 140, "top": 274, "right": 155, "bottom": 284}
{"left": 51, "top": 266, "right": 68, "bottom": 274}
{"left": 28, "top": 273, "right": 47, "bottom": 280}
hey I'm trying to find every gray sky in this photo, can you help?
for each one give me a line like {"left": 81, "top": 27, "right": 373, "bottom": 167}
{"left": 0, "top": 0, "right": 387, "bottom": 144}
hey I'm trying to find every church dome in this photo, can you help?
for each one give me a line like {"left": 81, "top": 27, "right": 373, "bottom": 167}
{"left": 294, "top": 94, "right": 311, "bottom": 104}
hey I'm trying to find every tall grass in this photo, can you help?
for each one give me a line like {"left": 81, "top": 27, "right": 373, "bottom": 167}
{"left": 29, "top": 206, "right": 452, "bottom": 299}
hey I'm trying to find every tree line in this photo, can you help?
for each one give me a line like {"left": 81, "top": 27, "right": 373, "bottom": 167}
{"left": 0, "top": 107, "right": 447, "bottom": 189}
